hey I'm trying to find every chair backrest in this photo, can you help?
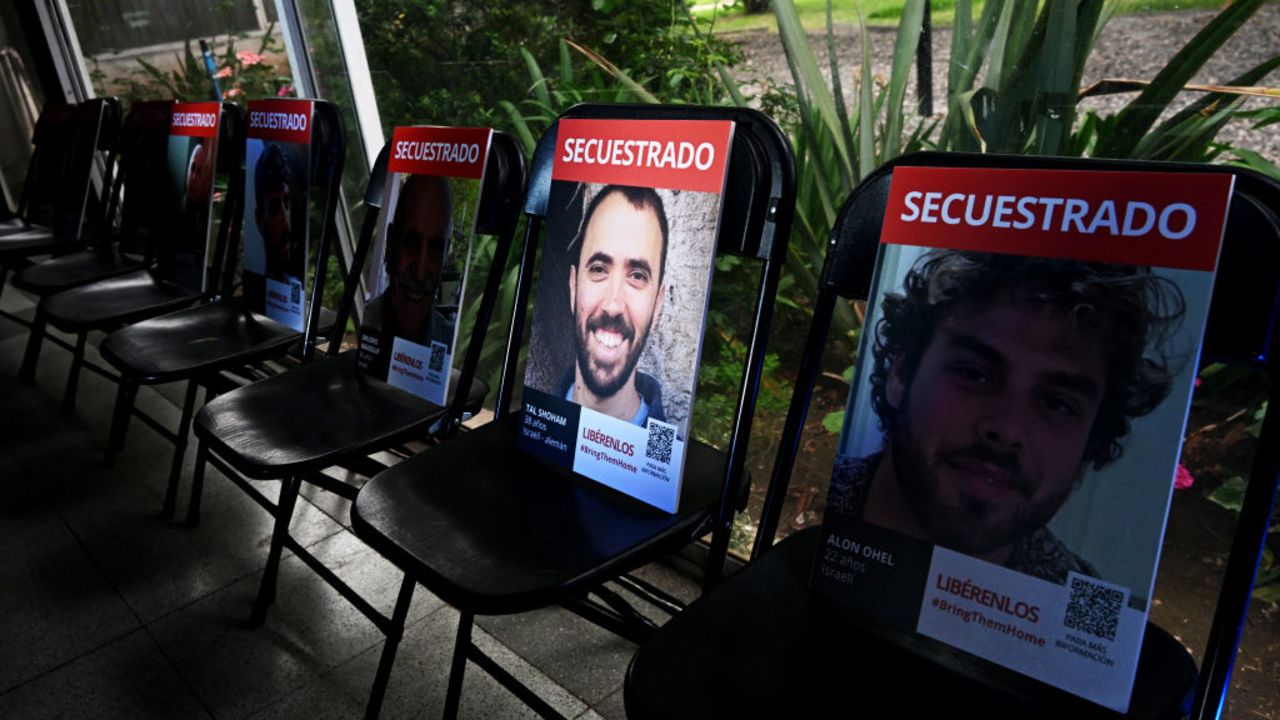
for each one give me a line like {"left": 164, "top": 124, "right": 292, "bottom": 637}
{"left": 235, "top": 98, "right": 345, "bottom": 357}
{"left": 112, "top": 100, "right": 175, "bottom": 258}
{"left": 52, "top": 98, "right": 115, "bottom": 243}
{"left": 495, "top": 104, "right": 795, "bottom": 576}
{"left": 755, "top": 152, "right": 1280, "bottom": 719}
{"left": 338, "top": 127, "right": 526, "bottom": 423}
{"left": 152, "top": 101, "right": 245, "bottom": 296}
{"left": 16, "top": 102, "right": 75, "bottom": 225}
{"left": 84, "top": 97, "right": 123, "bottom": 243}
{"left": 16, "top": 99, "right": 114, "bottom": 237}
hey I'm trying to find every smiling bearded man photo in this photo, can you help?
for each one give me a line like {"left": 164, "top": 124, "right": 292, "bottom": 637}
{"left": 561, "top": 184, "right": 669, "bottom": 427}
{"left": 364, "top": 174, "right": 455, "bottom": 354}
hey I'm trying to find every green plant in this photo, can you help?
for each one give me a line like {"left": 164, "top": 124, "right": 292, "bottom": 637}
{"left": 772, "top": 0, "right": 934, "bottom": 351}
{"left": 208, "top": 26, "right": 295, "bottom": 101}
{"left": 356, "top": 0, "right": 740, "bottom": 131}
{"left": 1207, "top": 469, "right": 1280, "bottom": 606}
{"left": 118, "top": 24, "right": 291, "bottom": 104}
{"left": 499, "top": 41, "right": 651, "bottom": 156}
{"left": 768, "top": 0, "right": 1279, "bottom": 437}
{"left": 1190, "top": 362, "right": 1276, "bottom": 605}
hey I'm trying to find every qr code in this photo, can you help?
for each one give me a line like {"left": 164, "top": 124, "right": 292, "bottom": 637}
{"left": 1064, "top": 575, "right": 1124, "bottom": 641}
{"left": 428, "top": 342, "right": 447, "bottom": 373}
{"left": 645, "top": 421, "right": 675, "bottom": 464}
{"left": 289, "top": 279, "right": 302, "bottom": 304}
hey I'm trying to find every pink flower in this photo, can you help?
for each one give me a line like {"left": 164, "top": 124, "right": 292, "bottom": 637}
{"left": 224, "top": 87, "right": 242, "bottom": 98}
{"left": 214, "top": 66, "right": 233, "bottom": 79}
{"left": 276, "top": 85, "right": 294, "bottom": 98}
{"left": 236, "top": 50, "right": 263, "bottom": 67}
{"left": 1174, "top": 464, "right": 1195, "bottom": 490}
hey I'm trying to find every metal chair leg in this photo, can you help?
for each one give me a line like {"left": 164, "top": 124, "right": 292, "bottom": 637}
{"left": 162, "top": 380, "right": 200, "bottom": 517}
{"left": 60, "top": 331, "right": 87, "bottom": 413}
{"left": 186, "top": 437, "right": 208, "bottom": 527}
{"left": 17, "top": 306, "right": 45, "bottom": 384}
{"left": 364, "top": 574, "right": 417, "bottom": 720}
{"left": 250, "top": 474, "right": 302, "bottom": 626}
{"left": 442, "top": 610, "right": 474, "bottom": 720}
{"left": 105, "top": 378, "right": 138, "bottom": 466}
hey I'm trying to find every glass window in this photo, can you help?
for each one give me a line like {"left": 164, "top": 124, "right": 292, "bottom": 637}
{"left": 289, "top": 0, "right": 371, "bottom": 228}
{"left": 67, "top": 0, "right": 288, "bottom": 103}
{"left": 66, "top": 0, "right": 275, "bottom": 56}
{"left": 0, "top": 3, "right": 47, "bottom": 208}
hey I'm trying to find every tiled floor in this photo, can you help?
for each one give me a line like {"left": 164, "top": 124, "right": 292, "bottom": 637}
{"left": 0, "top": 282, "right": 697, "bottom": 719}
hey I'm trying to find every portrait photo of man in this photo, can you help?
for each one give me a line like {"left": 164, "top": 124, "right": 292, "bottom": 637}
{"left": 183, "top": 141, "right": 212, "bottom": 234}
{"left": 365, "top": 173, "right": 456, "bottom": 349}
{"left": 828, "top": 249, "right": 1187, "bottom": 586}
{"left": 253, "top": 143, "right": 303, "bottom": 282}
{"left": 562, "top": 185, "right": 669, "bottom": 427}
{"left": 162, "top": 131, "right": 218, "bottom": 292}
{"left": 524, "top": 179, "right": 722, "bottom": 445}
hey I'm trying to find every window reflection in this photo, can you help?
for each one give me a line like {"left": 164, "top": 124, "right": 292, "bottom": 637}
{"left": 0, "top": 3, "right": 45, "bottom": 208}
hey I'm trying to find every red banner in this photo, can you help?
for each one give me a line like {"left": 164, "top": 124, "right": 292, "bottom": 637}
{"left": 552, "top": 118, "right": 734, "bottom": 193}
{"left": 169, "top": 101, "right": 219, "bottom": 138}
{"left": 388, "top": 126, "right": 492, "bottom": 179}
{"left": 246, "top": 99, "right": 313, "bottom": 144}
{"left": 880, "top": 166, "right": 1233, "bottom": 272}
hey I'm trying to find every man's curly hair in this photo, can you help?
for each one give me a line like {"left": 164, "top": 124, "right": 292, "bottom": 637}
{"left": 868, "top": 250, "right": 1187, "bottom": 470}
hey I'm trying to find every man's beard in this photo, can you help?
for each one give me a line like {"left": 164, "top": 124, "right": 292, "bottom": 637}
{"left": 394, "top": 273, "right": 438, "bottom": 305}
{"left": 574, "top": 309, "right": 651, "bottom": 399}
{"left": 888, "top": 408, "right": 1064, "bottom": 557}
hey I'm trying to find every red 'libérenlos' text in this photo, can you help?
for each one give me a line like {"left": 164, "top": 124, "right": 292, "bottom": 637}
{"left": 935, "top": 573, "right": 1041, "bottom": 623}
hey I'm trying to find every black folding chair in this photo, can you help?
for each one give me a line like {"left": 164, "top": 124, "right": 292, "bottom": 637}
{"left": 623, "top": 153, "right": 1280, "bottom": 720}
{"left": 185, "top": 130, "right": 525, "bottom": 694}
{"left": 0, "top": 102, "right": 79, "bottom": 237}
{"left": 17, "top": 102, "right": 244, "bottom": 414}
{"left": 10, "top": 100, "right": 175, "bottom": 300}
{"left": 349, "top": 103, "right": 796, "bottom": 719}
{"left": 94, "top": 99, "right": 346, "bottom": 517}
{"left": 0, "top": 98, "right": 119, "bottom": 253}
{"left": 0, "top": 98, "right": 121, "bottom": 323}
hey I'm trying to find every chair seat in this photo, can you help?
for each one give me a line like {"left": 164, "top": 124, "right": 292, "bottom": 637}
{"left": 624, "top": 527, "right": 1196, "bottom": 720}
{"left": 12, "top": 247, "right": 143, "bottom": 295}
{"left": 42, "top": 269, "right": 200, "bottom": 332}
{"left": 0, "top": 228, "right": 76, "bottom": 261}
{"left": 97, "top": 299, "right": 324, "bottom": 384}
{"left": 352, "top": 413, "right": 727, "bottom": 615}
{"left": 0, "top": 218, "right": 35, "bottom": 234}
{"left": 194, "top": 352, "right": 488, "bottom": 480}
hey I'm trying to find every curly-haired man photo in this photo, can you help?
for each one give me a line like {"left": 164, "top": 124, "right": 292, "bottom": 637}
{"left": 828, "top": 249, "right": 1186, "bottom": 585}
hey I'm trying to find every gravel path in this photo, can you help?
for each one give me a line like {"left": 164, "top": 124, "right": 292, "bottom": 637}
{"left": 730, "top": 5, "right": 1280, "bottom": 162}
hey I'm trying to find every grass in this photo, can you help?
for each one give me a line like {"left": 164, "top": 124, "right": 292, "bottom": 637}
{"left": 694, "top": 0, "right": 1239, "bottom": 34}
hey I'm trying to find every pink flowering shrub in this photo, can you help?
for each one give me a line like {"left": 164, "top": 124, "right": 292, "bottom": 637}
{"left": 1174, "top": 464, "right": 1195, "bottom": 491}
{"left": 216, "top": 37, "right": 292, "bottom": 101}
{"left": 116, "top": 24, "right": 292, "bottom": 104}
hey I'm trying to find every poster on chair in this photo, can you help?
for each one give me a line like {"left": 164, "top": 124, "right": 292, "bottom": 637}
{"left": 356, "top": 125, "right": 492, "bottom": 406}
{"left": 810, "top": 165, "right": 1234, "bottom": 712}
{"left": 165, "top": 101, "right": 221, "bottom": 293}
{"left": 243, "top": 99, "right": 313, "bottom": 331}
{"left": 516, "top": 117, "right": 735, "bottom": 513}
